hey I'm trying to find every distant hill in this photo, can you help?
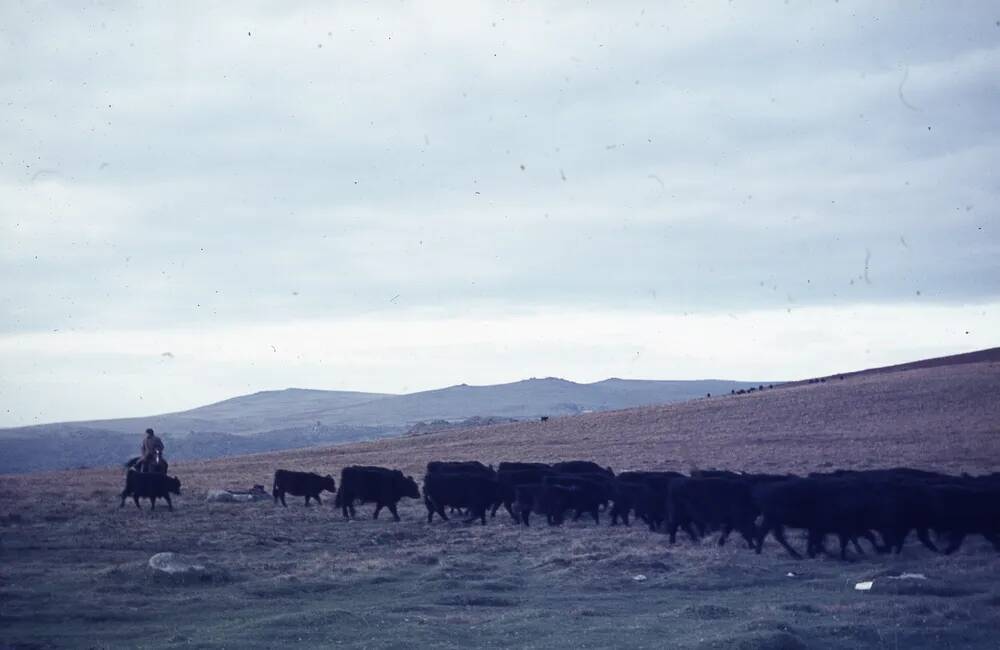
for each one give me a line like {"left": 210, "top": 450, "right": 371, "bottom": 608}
{"left": 189, "top": 353, "right": 1000, "bottom": 485}
{"left": 0, "top": 377, "right": 766, "bottom": 474}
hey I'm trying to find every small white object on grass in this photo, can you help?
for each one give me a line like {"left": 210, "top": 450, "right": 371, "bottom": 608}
{"left": 149, "top": 552, "right": 206, "bottom": 574}
{"left": 633, "top": 574, "right": 647, "bottom": 582}
{"left": 889, "top": 573, "right": 927, "bottom": 580}
{"left": 786, "top": 572, "right": 796, "bottom": 577}
{"left": 854, "top": 581, "right": 874, "bottom": 591}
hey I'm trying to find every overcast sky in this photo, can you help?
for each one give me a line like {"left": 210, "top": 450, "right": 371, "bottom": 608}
{"left": 1, "top": 2, "right": 998, "bottom": 427}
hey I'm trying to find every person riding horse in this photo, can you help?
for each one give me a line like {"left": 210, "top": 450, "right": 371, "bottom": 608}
{"left": 137, "top": 428, "right": 166, "bottom": 473}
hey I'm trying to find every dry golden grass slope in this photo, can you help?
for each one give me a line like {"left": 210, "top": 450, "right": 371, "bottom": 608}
{"left": 157, "top": 358, "right": 1000, "bottom": 490}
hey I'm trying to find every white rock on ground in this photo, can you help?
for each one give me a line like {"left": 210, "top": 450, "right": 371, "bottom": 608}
{"left": 205, "top": 489, "right": 237, "bottom": 503}
{"left": 148, "top": 552, "right": 206, "bottom": 575}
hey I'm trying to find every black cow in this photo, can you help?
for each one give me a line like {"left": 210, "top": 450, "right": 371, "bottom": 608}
{"left": 927, "top": 483, "right": 1000, "bottom": 554}
{"left": 617, "top": 471, "right": 685, "bottom": 531}
{"left": 609, "top": 479, "right": 646, "bottom": 526}
{"left": 552, "top": 461, "right": 614, "bottom": 477}
{"left": 513, "top": 484, "right": 545, "bottom": 526}
{"left": 494, "top": 466, "right": 554, "bottom": 519}
{"left": 753, "top": 477, "right": 893, "bottom": 559}
{"left": 666, "top": 477, "right": 758, "bottom": 547}
{"left": 423, "top": 473, "right": 500, "bottom": 524}
{"left": 272, "top": 469, "right": 337, "bottom": 507}
{"left": 535, "top": 484, "right": 577, "bottom": 525}
{"left": 426, "top": 461, "right": 497, "bottom": 515}
{"left": 538, "top": 474, "right": 607, "bottom": 525}
{"left": 336, "top": 466, "right": 420, "bottom": 521}
{"left": 426, "top": 460, "right": 496, "bottom": 477}
{"left": 119, "top": 472, "right": 181, "bottom": 510}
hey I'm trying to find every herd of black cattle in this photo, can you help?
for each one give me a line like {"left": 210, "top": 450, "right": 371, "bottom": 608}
{"left": 119, "top": 460, "right": 1000, "bottom": 560}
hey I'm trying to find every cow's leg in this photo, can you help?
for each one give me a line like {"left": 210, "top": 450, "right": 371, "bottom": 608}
{"left": 522, "top": 509, "right": 531, "bottom": 526}
{"left": 915, "top": 527, "right": 938, "bottom": 553}
{"left": 304, "top": 495, "right": 311, "bottom": 507}
{"left": 862, "top": 529, "right": 885, "bottom": 553}
{"left": 436, "top": 502, "right": 449, "bottom": 521}
{"left": 943, "top": 532, "right": 965, "bottom": 555}
{"left": 754, "top": 521, "right": 770, "bottom": 553}
{"left": 425, "top": 497, "right": 435, "bottom": 523}
{"left": 164, "top": 494, "right": 173, "bottom": 511}
{"left": 839, "top": 534, "right": 851, "bottom": 560}
{"left": 718, "top": 524, "right": 733, "bottom": 546}
{"left": 771, "top": 525, "right": 803, "bottom": 559}
{"left": 682, "top": 521, "right": 700, "bottom": 543}
{"left": 504, "top": 500, "right": 516, "bottom": 521}
{"left": 465, "top": 506, "right": 486, "bottom": 525}
{"left": 279, "top": 492, "right": 287, "bottom": 507}
{"left": 133, "top": 495, "right": 141, "bottom": 509}
{"left": 806, "top": 530, "right": 824, "bottom": 558}
{"left": 315, "top": 494, "right": 323, "bottom": 506}
{"left": 120, "top": 492, "right": 128, "bottom": 508}
{"left": 150, "top": 496, "right": 157, "bottom": 511}
{"left": 388, "top": 502, "right": 401, "bottom": 522}
{"left": 591, "top": 508, "right": 600, "bottom": 525}
{"left": 373, "top": 503, "right": 383, "bottom": 519}
{"left": 738, "top": 524, "right": 757, "bottom": 549}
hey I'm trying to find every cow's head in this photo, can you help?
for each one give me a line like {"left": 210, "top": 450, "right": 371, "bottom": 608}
{"left": 323, "top": 475, "right": 337, "bottom": 493}
{"left": 401, "top": 475, "right": 420, "bottom": 499}
{"left": 168, "top": 476, "right": 182, "bottom": 495}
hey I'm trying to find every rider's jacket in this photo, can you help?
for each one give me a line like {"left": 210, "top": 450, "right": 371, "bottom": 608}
{"left": 141, "top": 435, "right": 164, "bottom": 459}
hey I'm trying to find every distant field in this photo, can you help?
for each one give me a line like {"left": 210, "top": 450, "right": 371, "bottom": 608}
{"left": 1, "top": 360, "right": 999, "bottom": 648}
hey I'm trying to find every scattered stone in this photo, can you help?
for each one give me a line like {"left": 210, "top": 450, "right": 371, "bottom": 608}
{"left": 206, "top": 489, "right": 237, "bottom": 503}
{"left": 205, "top": 485, "right": 269, "bottom": 503}
{"left": 148, "top": 552, "right": 225, "bottom": 584}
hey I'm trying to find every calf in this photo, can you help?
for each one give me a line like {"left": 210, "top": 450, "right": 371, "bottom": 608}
{"left": 666, "top": 477, "right": 758, "bottom": 547}
{"left": 423, "top": 473, "right": 500, "bottom": 524}
{"left": 426, "top": 461, "right": 496, "bottom": 515}
{"left": 513, "top": 484, "right": 544, "bottom": 526}
{"left": 119, "top": 472, "right": 181, "bottom": 511}
{"left": 272, "top": 469, "right": 337, "bottom": 507}
{"left": 618, "top": 471, "right": 685, "bottom": 531}
{"left": 494, "top": 466, "right": 554, "bottom": 519}
{"left": 336, "top": 466, "right": 420, "bottom": 521}
{"left": 539, "top": 474, "right": 607, "bottom": 525}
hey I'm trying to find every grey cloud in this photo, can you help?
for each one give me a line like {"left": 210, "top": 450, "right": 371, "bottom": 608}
{"left": 1, "top": 1, "right": 998, "bottom": 335}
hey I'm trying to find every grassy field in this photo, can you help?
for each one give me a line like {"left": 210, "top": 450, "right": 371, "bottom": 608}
{"left": 2, "top": 482, "right": 1000, "bottom": 649}
{"left": 2, "top": 360, "right": 1000, "bottom": 648}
